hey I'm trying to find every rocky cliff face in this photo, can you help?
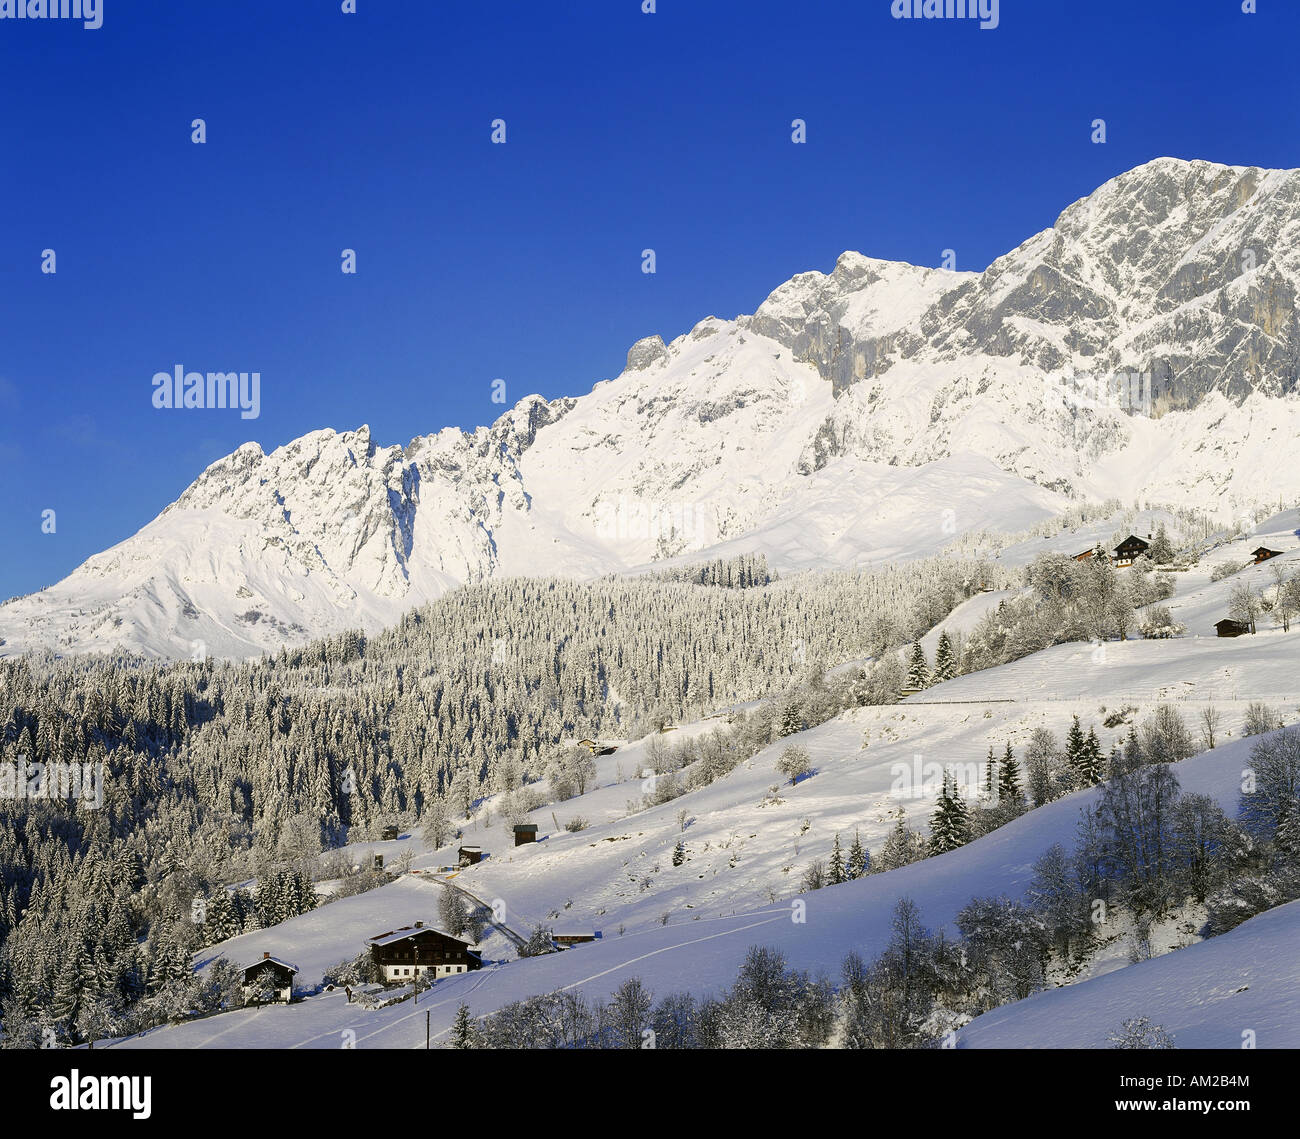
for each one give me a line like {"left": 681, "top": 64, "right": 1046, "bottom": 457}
{"left": 748, "top": 158, "right": 1300, "bottom": 409}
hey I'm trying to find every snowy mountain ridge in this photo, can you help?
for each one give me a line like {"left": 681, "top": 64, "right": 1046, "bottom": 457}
{"left": 5, "top": 156, "right": 1300, "bottom": 659}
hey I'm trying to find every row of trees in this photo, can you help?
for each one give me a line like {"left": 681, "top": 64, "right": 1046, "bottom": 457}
{"left": 645, "top": 553, "right": 772, "bottom": 589}
{"left": 903, "top": 632, "right": 959, "bottom": 691}
{"left": 950, "top": 552, "right": 1180, "bottom": 678}
{"left": 800, "top": 831, "right": 870, "bottom": 891}
{"left": 1225, "top": 562, "right": 1300, "bottom": 634}
{"left": 835, "top": 727, "right": 1300, "bottom": 1046}
{"left": 802, "top": 703, "right": 1222, "bottom": 903}
{"left": 457, "top": 945, "right": 835, "bottom": 1049}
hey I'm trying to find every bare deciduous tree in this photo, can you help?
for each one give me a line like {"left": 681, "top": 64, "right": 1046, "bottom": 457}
{"left": 1199, "top": 705, "right": 1221, "bottom": 751}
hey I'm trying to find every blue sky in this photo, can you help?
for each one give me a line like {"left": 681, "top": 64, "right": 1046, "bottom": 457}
{"left": 1, "top": 0, "right": 1297, "bottom": 599}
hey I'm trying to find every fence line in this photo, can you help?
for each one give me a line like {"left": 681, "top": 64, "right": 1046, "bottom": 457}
{"left": 906, "top": 692, "right": 1299, "bottom": 705}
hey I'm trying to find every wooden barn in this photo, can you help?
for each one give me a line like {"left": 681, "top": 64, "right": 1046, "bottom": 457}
{"left": 367, "top": 923, "right": 482, "bottom": 983}
{"left": 458, "top": 845, "right": 483, "bottom": 867}
{"left": 1113, "top": 535, "right": 1151, "bottom": 567}
{"left": 242, "top": 953, "right": 298, "bottom": 1004}
{"left": 1253, "top": 547, "right": 1283, "bottom": 564}
{"left": 381, "top": 825, "right": 400, "bottom": 841}
{"left": 1215, "top": 618, "right": 1251, "bottom": 638}
{"left": 577, "top": 738, "right": 619, "bottom": 757}
{"left": 551, "top": 931, "right": 601, "bottom": 949}
{"left": 513, "top": 823, "right": 539, "bottom": 847}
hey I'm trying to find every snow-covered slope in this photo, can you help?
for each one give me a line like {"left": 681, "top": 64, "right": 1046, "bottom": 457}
{"left": 958, "top": 897, "right": 1300, "bottom": 1049}
{"left": 105, "top": 710, "right": 1298, "bottom": 1050}
{"left": 8, "top": 157, "right": 1300, "bottom": 659}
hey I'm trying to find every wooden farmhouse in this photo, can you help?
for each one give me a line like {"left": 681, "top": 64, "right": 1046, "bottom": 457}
{"left": 1113, "top": 535, "right": 1151, "bottom": 567}
{"left": 367, "top": 922, "right": 482, "bottom": 983}
{"left": 458, "top": 845, "right": 483, "bottom": 867}
{"left": 242, "top": 953, "right": 298, "bottom": 1004}
{"left": 513, "top": 823, "right": 539, "bottom": 847}
{"left": 1253, "top": 547, "right": 1283, "bottom": 564}
{"left": 1215, "top": 618, "right": 1251, "bottom": 638}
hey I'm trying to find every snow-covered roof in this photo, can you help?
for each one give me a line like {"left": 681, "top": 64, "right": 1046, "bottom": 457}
{"left": 244, "top": 955, "right": 298, "bottom": 974}
{"left": 367, "top": 925, "right": 469, "bottom": 948}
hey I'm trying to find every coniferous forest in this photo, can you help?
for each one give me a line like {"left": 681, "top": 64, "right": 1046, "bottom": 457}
{"left": 0, "top": 556, "right": 996, "bottom": 1042}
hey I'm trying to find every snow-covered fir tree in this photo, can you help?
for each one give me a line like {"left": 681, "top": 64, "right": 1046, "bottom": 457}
{"left": 998, "top": 742, "right": 1023, "bottom": 805}
{"left": 828, "top": 833, "right": 846, "bottom": 885}
{"left": 905, "top": 642, "right": 931, "bottom": 690}
{"left": 984, "top": 745, "right": 998, "bottom": 802}
{"left": 1148, "top": 523, "right": 1175, "bottom": 565}
{"left": 1076, "top": 727, "right": 1105, "bottom": 787}
{"left": 929, "top": 771, "right": 971, "bottom": 854}
{"left": 1065, "top": 715, "right": 1086, "bottom": 775}
{"left": 846, "top": 830, "right": 869, "bottom": 880}
{"left": 932, "top": 630, "right": 957, "bottom": 682}
{"left": 777, "top": 697, "right": 805, "bottom": 738}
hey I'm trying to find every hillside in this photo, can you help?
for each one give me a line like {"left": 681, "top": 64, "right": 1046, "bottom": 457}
{"left": 90, "top": 603, "right": 1300, "bottom": 1049}
{"left": 958, "top": 898, "right": 1300, "bottom": 1049}
{"left": 103, "top": 716, "right": 1288, "bottom": 1050}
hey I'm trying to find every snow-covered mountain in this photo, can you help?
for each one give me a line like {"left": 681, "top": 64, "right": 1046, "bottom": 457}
{"left": 5, "top": 157, "right": 1300, "bottom": 659}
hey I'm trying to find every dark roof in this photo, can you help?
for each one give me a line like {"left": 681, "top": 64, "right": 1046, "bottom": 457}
{"left": 1253, "top": 547, "right": 1282, "bottom": 556}
{"left": 1115, "top": 534, "right": 1150, "bottom": 550}
{"left": 513, "top": 823, "right": 539, "bottom": 832}
{"left": 368, "top": 925, "right": 471, "bottom": 948}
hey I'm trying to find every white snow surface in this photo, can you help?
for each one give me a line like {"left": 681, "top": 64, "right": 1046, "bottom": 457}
{"left": 99, "top": 627, "right": 1300, "bottom": 1048}
{"left": 957, "top": 897, "right": 1300, "bottom": 1049}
